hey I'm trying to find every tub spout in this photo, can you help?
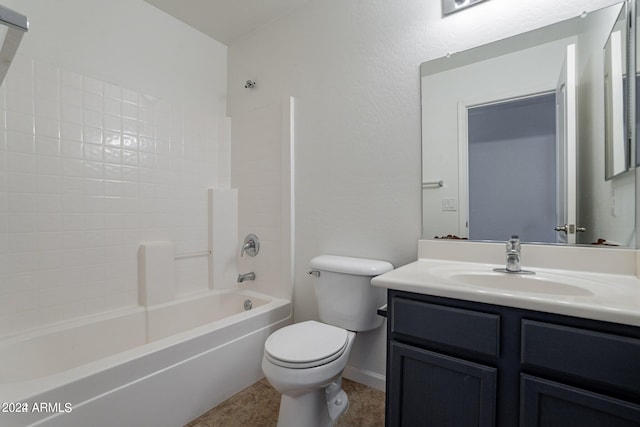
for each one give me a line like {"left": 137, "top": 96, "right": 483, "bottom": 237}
{"left": 237, "top": 272, "right": 256, "bottom": 283}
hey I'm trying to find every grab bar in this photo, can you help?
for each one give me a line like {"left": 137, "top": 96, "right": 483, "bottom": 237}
{"left": 174, "top": 250, "right": 211, "bottom": 260}
{"left": 422, "top": 180, "right": 444, "bottom": 188}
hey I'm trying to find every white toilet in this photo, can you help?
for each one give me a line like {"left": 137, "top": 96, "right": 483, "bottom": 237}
{"left": 262, "top": 255, "right": 393, "bottom": 427}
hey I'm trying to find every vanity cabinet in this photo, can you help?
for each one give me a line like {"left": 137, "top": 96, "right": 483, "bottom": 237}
{"left": 385, "top": 290, "right": 640, "bottom": 427}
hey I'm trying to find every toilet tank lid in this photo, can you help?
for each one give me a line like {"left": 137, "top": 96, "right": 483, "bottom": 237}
{"left": 310, "top": 255, "right": 393, "bottom": 276}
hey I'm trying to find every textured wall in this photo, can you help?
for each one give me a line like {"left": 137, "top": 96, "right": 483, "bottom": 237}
{"left": 228, "top": 0, "right": 622, "bottom": 386}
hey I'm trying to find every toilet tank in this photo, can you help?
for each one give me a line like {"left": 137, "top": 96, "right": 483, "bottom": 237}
{"left": 309, "top": 255, "right": 394, "bottom": 331}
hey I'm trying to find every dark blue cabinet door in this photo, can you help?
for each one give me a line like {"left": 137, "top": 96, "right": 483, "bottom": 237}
{"left": 387, "top": 341, "right": 497, "bottom": 427}
{"left": 521, "top": 375, "right": 640, "bottom": 427}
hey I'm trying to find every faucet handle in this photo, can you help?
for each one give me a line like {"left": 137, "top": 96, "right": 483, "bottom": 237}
{"left": 506, "top": 235, "right": 520, "bottom": 253}
{"left": 240, "top": 234, "right": 260, "bottom": 257}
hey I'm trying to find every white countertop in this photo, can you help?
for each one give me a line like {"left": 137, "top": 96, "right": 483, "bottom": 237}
{"left": 372, "top": 258, "right": 640, "bottom": 327}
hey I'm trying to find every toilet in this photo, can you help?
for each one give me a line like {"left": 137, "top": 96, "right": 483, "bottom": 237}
{"left": 262, "top": 255, "right": 393, "bottom": 427}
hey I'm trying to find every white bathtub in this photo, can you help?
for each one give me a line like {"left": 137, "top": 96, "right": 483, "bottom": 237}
{"left": 0, "top": 289, "right": 291, "bottom": 427}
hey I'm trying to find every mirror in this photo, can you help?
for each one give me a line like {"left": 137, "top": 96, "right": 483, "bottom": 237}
{"left": 604, "top": 6, "right": 628, "bottom": 180}
{"left": 421, "top": 2, "right": 637, "bottom": 248}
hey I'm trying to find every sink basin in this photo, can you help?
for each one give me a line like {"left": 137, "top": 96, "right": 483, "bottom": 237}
{"left": 439, "top": 269, "right": 596, "bottom": 296}
{"left": 370, "top": 250, "right": 640, "bottom": 327}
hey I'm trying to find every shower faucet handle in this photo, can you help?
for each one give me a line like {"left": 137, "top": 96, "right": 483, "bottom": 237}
{"left": 241, "top": 234, "right": 260, "bottom": 257}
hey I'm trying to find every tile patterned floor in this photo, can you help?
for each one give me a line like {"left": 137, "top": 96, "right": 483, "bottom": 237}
{"left": 185, "top": 378, "right": 385, "bottom": 427}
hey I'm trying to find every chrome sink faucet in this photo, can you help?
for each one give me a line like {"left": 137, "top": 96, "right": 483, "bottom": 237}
{"left": 505, "top": 235, "right": 521, "bottom": 273}
{"left": 493, "top": 235, "right": 535, "bottom": 275}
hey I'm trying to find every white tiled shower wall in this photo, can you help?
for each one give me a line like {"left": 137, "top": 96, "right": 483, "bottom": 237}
{"left": 231, "top": 100, "right": 293, "bottom": 301}
{"left": 0, "top": 55, "right": 223, "bottom": 337}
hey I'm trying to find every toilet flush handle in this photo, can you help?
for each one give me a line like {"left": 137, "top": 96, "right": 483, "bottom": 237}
{"left": 308, "top": 270, "right": 320, "bottom": 277}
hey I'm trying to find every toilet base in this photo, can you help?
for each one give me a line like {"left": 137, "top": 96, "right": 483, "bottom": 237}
{"left": 276, "top": 380, "right": 349, "bottom": 427}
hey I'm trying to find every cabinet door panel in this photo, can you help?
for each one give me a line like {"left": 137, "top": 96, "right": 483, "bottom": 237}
{"left": 522, "top": 320, "right": 640, "bottom": 396}
{"left": 521, "top": 375, "right": 640, "bottom": 427}
{"left": 388, "top": 341, "right": 496, "bottom": 427}
{"left": 392, "top": 297, "right": 500, "bottom": 357}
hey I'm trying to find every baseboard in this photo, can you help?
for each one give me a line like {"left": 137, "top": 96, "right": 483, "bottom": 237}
{"left": 343, "top": 365, "right": 386, "bottom": 391}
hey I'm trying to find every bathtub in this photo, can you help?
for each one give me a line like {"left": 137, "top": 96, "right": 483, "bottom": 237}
{"left": 0, "top": 289, "right": 292, "bottom": 427}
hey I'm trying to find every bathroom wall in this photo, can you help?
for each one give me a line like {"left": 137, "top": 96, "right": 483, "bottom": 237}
{"left": 227, "top": 0, "right": 621, "bottom": 388}
{"left": 0, "top": 0, "right": 227, "bottom": 337}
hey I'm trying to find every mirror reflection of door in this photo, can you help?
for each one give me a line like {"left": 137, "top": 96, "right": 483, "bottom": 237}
{"left": 555, "top": 43, "right": 578, "bottom": 244}
{"left": 465, "top": 44, "right": 577, "bottom": 244}
{"left": 467, "top": 93, "right": 557, "bottom": 243}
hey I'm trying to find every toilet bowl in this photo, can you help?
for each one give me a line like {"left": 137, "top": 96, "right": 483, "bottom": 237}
{"left": 262, "top": 321, "right": 356, "bottom": 427}
{"left": 262, "top": 255, "right": 393, "bottom": 427}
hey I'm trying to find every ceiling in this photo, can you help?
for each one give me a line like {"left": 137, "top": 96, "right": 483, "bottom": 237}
{"left": 144, "top": 0, "right": 311, "bottom": 45}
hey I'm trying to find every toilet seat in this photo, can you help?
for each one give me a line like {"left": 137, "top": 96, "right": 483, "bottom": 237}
{"left": 264, "top": 321, "right": 349, "bottom": 369}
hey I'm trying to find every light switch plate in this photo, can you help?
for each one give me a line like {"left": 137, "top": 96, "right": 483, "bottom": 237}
{"left": 442, "top": 198, "right": 457, "bottom": 212}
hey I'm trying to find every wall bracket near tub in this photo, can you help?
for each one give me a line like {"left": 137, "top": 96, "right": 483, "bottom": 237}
{"left": 0, "top": 4, "right": 28, "bottom": 86}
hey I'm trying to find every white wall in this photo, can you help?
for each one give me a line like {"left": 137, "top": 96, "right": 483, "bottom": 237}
{"left": 0, "top": 0, "right": 227, "bottom": 337}
{"left": 4, "top": 0, "right": 227, "bottom": 116}
{"left": 228, "top": 0, "right": 622, "bottom": 387}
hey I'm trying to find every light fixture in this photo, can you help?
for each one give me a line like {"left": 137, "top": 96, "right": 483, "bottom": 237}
{"left": 442, "top": 0, "right": 491, "bottom": 16}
